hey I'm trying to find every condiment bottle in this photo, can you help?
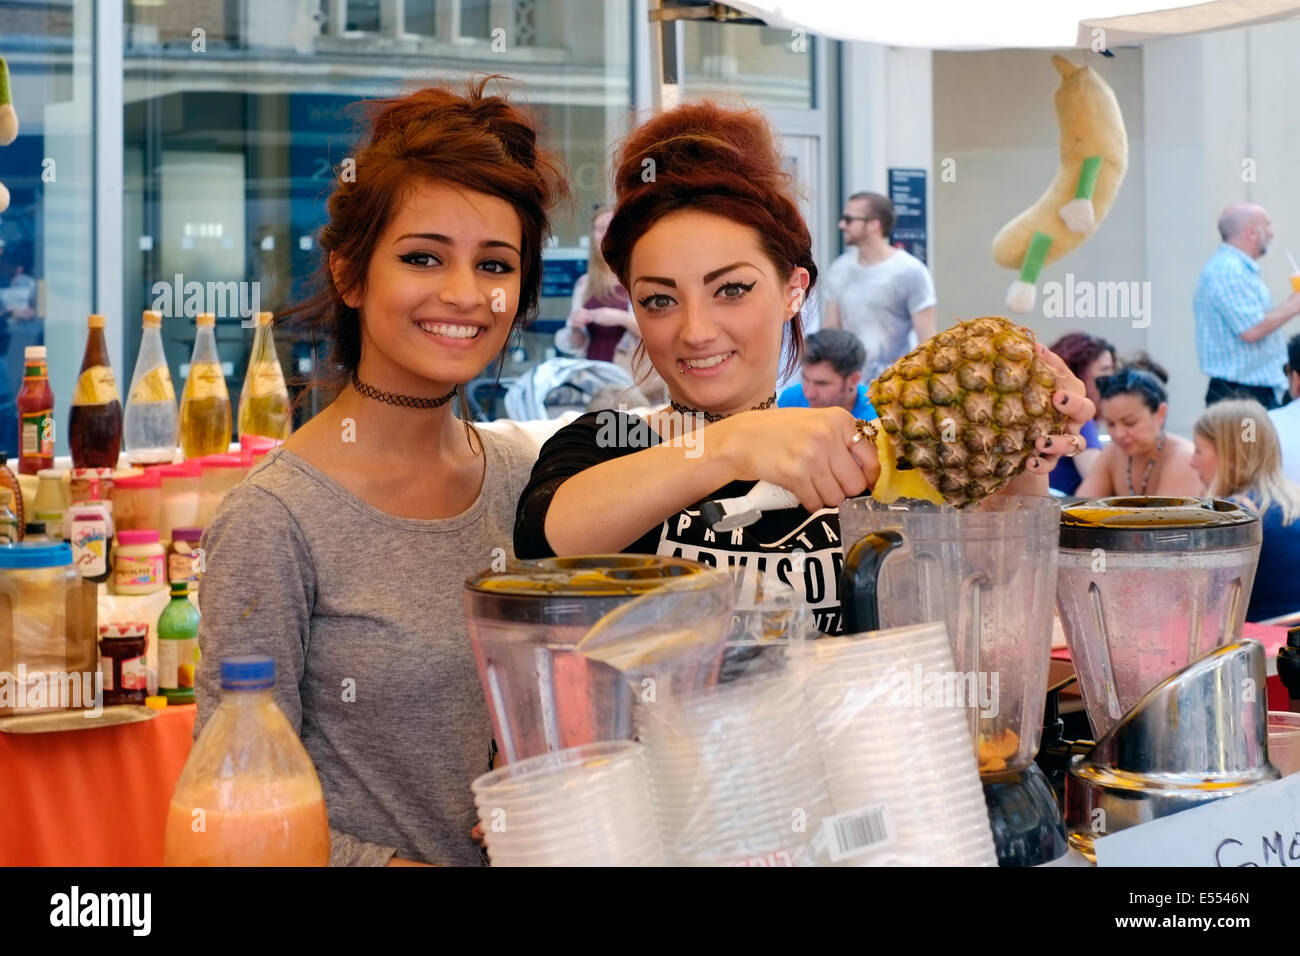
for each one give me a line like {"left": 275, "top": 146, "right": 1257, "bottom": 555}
{"left": 68, "top": 313, "right": 124, "bottom": 469}
{"left": 16, "top": 345, "right": 55, "bottom": 474}
{"left": 237, "top": 312, "right": 292, "bottom": 442}
{"left": 0, "top": 488, "right": 19, "bottom": 543}
{"left": 167, "top": 527, "right": 204, "bottom": 591}
{"left": 69, "top": 499, "right": 114, "bottom": 583}
{"left": 32, "top": 468, "right": 67, "bottom": 531}
{"left": 178, "top": 313, "right": 232, "bottom": 459}
{"left": 113, "top": 529, "right": 166, "bottom": 595}
{"left": 157, "top": 579, "right": 200, "bottom": 704}
{"left": 34, "top": 512, "right": 64, "bottom": 541}
{"left": 124, "top": 310, "right": 179, "bottom": 465}
{"left": 164, "top": 656, "right": 329, "bottom": 866}
{"left": 98, "top": 622, "right": 148, "bottom": 707}
{"left": 0, "top": 452, "right": 23, "bottom": 535}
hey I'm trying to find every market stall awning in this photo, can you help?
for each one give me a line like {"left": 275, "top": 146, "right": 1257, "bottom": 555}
{"left": 724, "top": 0, "right": 1300, "bottom": 49}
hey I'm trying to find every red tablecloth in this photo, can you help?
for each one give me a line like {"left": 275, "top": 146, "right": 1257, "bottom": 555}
{"left": 0, "top": 704, "right": 196, "bottom": 866}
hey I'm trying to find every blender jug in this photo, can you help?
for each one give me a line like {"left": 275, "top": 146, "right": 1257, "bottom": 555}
{"left": 1056, "top": 496, "right": 1261, "bottom": 738}
{"left": 464, "top": 556, "right": 734, "bottom": 763}
{"left": 839, "top": 495, "right": 1061, "bottom": 774}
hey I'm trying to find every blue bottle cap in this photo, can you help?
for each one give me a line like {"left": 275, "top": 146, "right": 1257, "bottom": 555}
{"left": 220, "top": 655, "right": 275, "bottom": 691}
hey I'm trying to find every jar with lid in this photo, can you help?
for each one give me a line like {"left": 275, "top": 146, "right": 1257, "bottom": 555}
{"left": 98, "top": 622, "right": 148, "bottom": 706}
{"left": 157, "top": 461, "right": 200, "bottom": 543}
{"left": 0, "top": 541, "right": 89, "bottom": 716}
{"left": 0, "top": 453, "right": 23, "bottom": 535}
{"left": 35, "top": 511, "right": 65, "bottom": 542}
{"left": 167, "top": 527, "right": 204, "bottom": 591}
{"left": 196, "top": 454, "right": 243, "bottom": 526}
{"left": 32, "top": 468, "right": 68, "bottom": 533}
{"left": 113, "top": 529, "right": 166, "bottom": 595}
{"left": 70, "top": 467, "right": 114, "bottom": 507}
{"left": 110, "top": 470, "right": 162, "bottom": 532}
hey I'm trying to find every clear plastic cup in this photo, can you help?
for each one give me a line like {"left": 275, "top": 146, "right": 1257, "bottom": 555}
{"left": 472, "top": 741, "right": 661, "bottom": 867}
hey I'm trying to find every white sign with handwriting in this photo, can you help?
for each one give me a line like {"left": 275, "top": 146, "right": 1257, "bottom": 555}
{"left": 1095, "top": 772, "right": 1300, "bottom": 867}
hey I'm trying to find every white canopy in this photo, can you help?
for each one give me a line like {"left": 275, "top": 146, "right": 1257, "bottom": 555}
{"left": 725, "top": 0, "right": 1300, "bottom": 49}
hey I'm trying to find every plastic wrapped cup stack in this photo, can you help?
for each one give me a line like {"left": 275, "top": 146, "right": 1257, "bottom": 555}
{"left": 796, "top": 621, "right": 998, "bottom": 866}
{"left": 470, "top": 740, "right": 663, "bottom": 867}
{"left": 637, "top": 669, "right": 832, "bottom": 866}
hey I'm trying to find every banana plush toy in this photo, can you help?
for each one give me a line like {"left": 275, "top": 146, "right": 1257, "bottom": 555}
{"left": 0, "top": 56, "right": 17, "bottom": 213}
{"left": 993, "top": 55, "right": 1128, "bottom": 313}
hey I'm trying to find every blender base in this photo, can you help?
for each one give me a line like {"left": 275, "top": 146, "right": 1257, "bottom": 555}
{"left": 981, "top": 763, "right": 1069, "bottom": 867}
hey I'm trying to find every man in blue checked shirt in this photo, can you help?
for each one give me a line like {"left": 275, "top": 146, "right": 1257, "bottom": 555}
{"left": 1194, "top": 203, "right": 1300, "bottom": 409}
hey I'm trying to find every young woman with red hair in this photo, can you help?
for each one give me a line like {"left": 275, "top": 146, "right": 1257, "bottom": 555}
{"left": 514, "top": 102, "right": 1094, "bottom": 633}
{"left": 195, "top": 77, "right": 566, "bottom": 866}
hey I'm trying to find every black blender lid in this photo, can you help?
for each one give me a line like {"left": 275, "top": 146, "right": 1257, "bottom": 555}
{"left": 1059, "top": 496, "right": 1260, "bottom": 552}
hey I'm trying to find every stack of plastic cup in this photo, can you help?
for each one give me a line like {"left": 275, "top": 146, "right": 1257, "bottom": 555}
{"left": 637, "top": 669, "right": 832, "bottom": 866}
{"left": 471, "top": 741, "right": 664, "bottom": 866}
{"left": 796, "top": 622, "right": 998, "bottom": 866}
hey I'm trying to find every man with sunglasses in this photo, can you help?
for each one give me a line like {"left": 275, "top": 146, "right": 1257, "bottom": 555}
{"left": 1267, "top": 334, "right": 1300, "bottom": 483}
{"left": 822, "top": 192, "right": 936, "bottom": 382}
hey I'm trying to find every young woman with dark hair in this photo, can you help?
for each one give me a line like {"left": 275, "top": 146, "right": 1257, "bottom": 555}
{"left": 514, "top": 101, "right": 1094, "bottom": 634}
{"left": 1076, "top": 365, "right": 1204, "bottom": 498}
{"left": 1047, "top": 332, "right": 1115, "bottom": 494}
{"left": 195, "top": 77, "right": 567, "bottom": 866}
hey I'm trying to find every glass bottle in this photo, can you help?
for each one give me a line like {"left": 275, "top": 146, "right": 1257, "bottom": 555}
{"left": 0, "top": 488, "right": 19, "bottom": 544}
{"left": 157, "top": 579, "right": 200, "bottom": 704}
{"left": 16, "top": 345, "right": 55, "bottom": 475}
{"left": 68, "top": 314, "right": 124, "bottom": 469}
{"left": 0, "top": 453, "right": 24, "bottom": 535}
{"left": 178, "top": 313, "right": 232, "bottom": 459}
{"left": 124, "top": 310, "right": 178, "bottom": 465}
{"left": 237, "top": 312, "right": 292, "bottom": 442}
{"left": 164, "top": 656, "right": 329, "bottom": 866}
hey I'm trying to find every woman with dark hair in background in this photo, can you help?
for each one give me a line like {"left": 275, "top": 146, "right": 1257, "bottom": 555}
{"left": 1192, "top": 398, "right": 1300, "bottom": 621}
{"left": 195, "top": 78, "right": 566, "bottom": 866}
{"left": 1076, "top": 363, "right": 1204, "bottom": 498}
{"left": 1047, "top": 332, "right": 1115, "bottom": 494}
{"left": 514, "top": 101, "right": 1094, "bottom": 634}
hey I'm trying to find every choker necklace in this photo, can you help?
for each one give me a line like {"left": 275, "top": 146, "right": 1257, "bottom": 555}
{"left": 352, "top": 370, "right": 457, "bottom": 409}
{"left": 1127, "top": 433, "right": 1166, "bottom": 495}
{"left": 669, "top": 393, "right": 777, "bottom": 424}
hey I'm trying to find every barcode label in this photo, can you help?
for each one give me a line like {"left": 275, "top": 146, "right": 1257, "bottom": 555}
{"left": 822, "top": 804, "right": 894, "bottom": 862}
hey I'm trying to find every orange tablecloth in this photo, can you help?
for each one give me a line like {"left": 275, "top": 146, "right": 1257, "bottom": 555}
{"left": 0, "top": 704, "right": 196, "bottom": 866}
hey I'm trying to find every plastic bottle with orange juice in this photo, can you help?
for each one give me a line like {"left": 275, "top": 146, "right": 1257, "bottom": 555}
{"left": 164, "top": 655, "right": 330, "bottom": 866}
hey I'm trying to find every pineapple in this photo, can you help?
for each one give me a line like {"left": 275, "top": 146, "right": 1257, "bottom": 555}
{"left": 864, "top": 316, "right": 1068, "bottom": 508}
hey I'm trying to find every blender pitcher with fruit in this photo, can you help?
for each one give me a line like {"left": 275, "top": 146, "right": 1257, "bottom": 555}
{"left": 838, "top": 494, "right": 1066, "bottom": 865}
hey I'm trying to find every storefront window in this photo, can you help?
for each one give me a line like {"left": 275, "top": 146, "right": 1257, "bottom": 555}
{"left": 682, "top": 20, "right": 814, "bottom": 110}
{"left": 122, "top": 0, "right": 631, "bottom": 427}
{"left": 0, "top": 0, "right": 95, "bottom": 457}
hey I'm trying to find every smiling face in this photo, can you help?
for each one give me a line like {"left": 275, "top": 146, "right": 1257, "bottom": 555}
{"left": 627, "top": 209, "right": 808, "bottom": 416}
{"left": 1191, "top": 432, "right": 1219, "bottom": 489}
{"left": 1100, "top": 393, "right": 1166, "bottom": 456}
{"left": 338, "top": 179, "right": 522, "bottom": 395}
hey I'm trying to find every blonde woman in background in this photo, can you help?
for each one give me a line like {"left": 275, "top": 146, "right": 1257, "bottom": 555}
{"left": 1191, "top": 398, "right": 1300, "bottom": 622}
{"left": 558, "top": 207, "right": 668, "bottom": 404}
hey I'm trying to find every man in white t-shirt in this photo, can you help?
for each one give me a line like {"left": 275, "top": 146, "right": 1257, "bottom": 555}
{"left": 822, "top": 192, "right": 937, "bottom": 381}
{"left": 1268, "top": 334, "right": 1300, "bottom": 483}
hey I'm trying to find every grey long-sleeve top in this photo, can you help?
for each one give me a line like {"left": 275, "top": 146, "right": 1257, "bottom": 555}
{"left": 193, "top": 431, "right": 533, "bottom": 866}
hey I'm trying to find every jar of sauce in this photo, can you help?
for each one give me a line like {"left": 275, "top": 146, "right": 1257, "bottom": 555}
{"left": 113, "top": 529, "right": 166, "bottom": 595}
{"left": 98, "top": 622, "right": 148, "bottom": 707}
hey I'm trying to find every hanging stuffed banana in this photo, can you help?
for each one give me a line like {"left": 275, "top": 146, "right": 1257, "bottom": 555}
{"left": 993, "top": 55, "right": 1128, "bottom": 313}
{"left": 0, "top": 56, "right": 17, "bottom": 213}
